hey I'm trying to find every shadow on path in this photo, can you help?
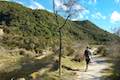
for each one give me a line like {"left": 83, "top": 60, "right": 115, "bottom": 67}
{"left": 75, "top": 55, "right": 113, "bottom": 80}
{"left": 0, "top": 54, "right": 58, "bottom": 80}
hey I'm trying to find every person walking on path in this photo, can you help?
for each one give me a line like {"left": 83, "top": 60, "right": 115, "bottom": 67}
{"left": 84, "top": 46, "right": 92, "bottom": 72}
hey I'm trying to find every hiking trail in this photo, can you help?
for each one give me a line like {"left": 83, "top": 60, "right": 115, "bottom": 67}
{"left": 74, "top": 55, "right": 113, "bottom": 80}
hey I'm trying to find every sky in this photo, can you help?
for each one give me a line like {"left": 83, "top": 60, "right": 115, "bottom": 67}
{"left": 10, "top": 0, "right": 120, "bottom": 33}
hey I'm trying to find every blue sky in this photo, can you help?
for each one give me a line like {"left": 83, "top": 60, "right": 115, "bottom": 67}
{"left": 10, "top": 0, "right": 120, "bottom": 33}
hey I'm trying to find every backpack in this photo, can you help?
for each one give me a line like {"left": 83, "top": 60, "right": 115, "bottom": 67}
{"left": 84, "top": 49, "right": 91, "bottom": 58}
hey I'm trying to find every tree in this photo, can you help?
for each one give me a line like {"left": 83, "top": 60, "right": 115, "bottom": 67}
{"left": 53, "top": 0, "right": 84, "bottom": 78}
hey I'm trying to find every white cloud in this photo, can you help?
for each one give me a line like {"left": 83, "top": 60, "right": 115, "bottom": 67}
{"left": 115, "top": 0, "right": 120, "bottom": 3}
{"left": 54, "top": 0, "right": 87, "bottom": 20}
{"left": 12, "top": 0, "right": 24, "bottom": 5}
{"left": 83, "top": 10, "right": 90, "bottom": 15}
{"left": 12, "top": 0, "right": 46, "bottom": 10}
{"left": 92, "top": 12, "right": 106, "bottom": 20}
{"left": 54, "top": 0, "right": 85, "bottom": 12}
{"left": 29, "top": 0, "right": 45, "bottom": 9}
{"left": 92, "top": 0, "right": 96, "bottom": 3}
{"left": 71, "top": 14, "right": 84, "bottom": 21}
{"left": 54, "top": 0, "right": 67, "bottom": 10}
{"left": 54, "top": 0, "right": 90, "bottom": 21}
{"left": 111, "top": 11, "right": 120, "bottom": 23}
{"left": 71, "top": 9, "right": 90, "bottom": 21}
{"left": 73, "top": 4, "right": 85, "bottom": 11}
{"left": 89, "top": 0, "right": 97, "bottom": 4}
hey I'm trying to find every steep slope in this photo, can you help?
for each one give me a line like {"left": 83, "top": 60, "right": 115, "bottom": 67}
{"left": 74, "top": 20, "right": 119, "bottom": 44}
{"left": 0, "top": 1, "right": 119, "bottom": 51}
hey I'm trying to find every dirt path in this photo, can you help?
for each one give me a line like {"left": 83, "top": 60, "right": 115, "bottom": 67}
{"left": 75, "top": 55, "right": 113, "bottom": 80}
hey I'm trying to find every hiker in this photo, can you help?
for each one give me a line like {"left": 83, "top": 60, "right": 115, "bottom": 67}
{"left": 84, "top": 46, "right": 92, "bottom": 72}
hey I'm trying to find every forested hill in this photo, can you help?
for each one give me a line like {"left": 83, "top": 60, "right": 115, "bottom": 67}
{"left": 74, "top": 20, "right": 119, "bottom": 43}
{"left": 0, "top": 1, "right": 119, "bottom": 51}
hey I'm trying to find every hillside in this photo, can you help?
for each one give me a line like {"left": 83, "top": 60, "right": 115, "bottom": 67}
{"left": 74, "top": 20, "right": 119, "bottom": 44}
{"left": 0, "top": 1, "right": 120, "bottom": 80}
{"left": 0, "top": 1, "right": 119, "bottom": 52}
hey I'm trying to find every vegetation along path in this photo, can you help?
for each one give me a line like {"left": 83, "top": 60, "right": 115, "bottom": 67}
{"left": 74, "top": 55, "right": 113, "bottom": 80}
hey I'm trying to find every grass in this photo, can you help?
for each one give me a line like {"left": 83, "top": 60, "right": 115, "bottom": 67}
{"left": 40, "top": 56, "right": 85, "bottom": 80}
{"left": 0, "top": 49, "right": 85, "bottom": 80}
{"left": 62, "top": 56, "right": 85, "bottom": 70}
{"left": 43, "top": 69, "right": 76, "bottom": 80}
{"left": 0, "top": 52, "right": 24, "bottom": 80}
{"left": 0, "top": 53, "right": 23, "bottom": 71}
{"left": 106, "top": 58, "right": 120, "bottom": 80}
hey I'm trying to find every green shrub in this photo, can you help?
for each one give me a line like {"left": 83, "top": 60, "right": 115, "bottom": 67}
{"left": 97, "top": 46, "right": 108, "bottom": 56}
{"left": 65, "top": 46, "right": 75, "bottom": 56}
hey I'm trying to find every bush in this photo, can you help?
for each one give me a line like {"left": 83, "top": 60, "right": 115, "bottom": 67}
{"left": 66, "top": 46, "right": 75, "bottom": 56}
{"left": 72, "top": 53, "right": 84, "bottom": 62}
{"left": 19, "top": 49, "right": 25, "bottom": 55}
{"left": 106, "top": 40, "right": 120, "bottom": 79}
{"left": 97, "top": 46, "right": 108, "bottom": 56}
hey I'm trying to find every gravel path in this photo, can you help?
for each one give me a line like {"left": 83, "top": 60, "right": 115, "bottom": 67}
{"left": 75, "top": 55, "right": 112, "bottom": 80}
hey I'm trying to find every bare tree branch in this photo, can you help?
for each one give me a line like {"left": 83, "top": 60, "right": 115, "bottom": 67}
{"left": 53, "top": 0, "right": 84, "bottom": 78}
{"left": 59, "top": 14, "right": 71, "bottom": 30}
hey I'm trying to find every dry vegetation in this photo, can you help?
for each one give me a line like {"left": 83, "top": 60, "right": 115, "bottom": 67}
{"left": 106, "top": 40, "right": 120, "bottom": 80}
{"left": 95, "top": 39, "right": 120, "bottom": 80}
{"left": 0, "top": 44, "right": 86, "bottom": 80}
{"left": 0, "top": 1, "right": 120, "bottom": 80}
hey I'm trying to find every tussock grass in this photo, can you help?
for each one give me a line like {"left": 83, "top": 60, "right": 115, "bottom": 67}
{"left": 62, "top": 56, "right": 85, "bottom": 70}
{"left": 40, "top": 56, "right": 85, "bottom": 80}
{"left": 0, "top": 47, "right": 85, "bottom": 80}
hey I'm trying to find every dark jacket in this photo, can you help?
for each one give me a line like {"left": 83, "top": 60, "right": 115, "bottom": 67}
{"left": 84, "top": 49, "right": 91, "bottom": 59}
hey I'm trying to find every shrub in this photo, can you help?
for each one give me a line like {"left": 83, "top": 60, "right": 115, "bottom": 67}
{"left": 19, "top": 49, "right": 25, "bottom": 55}
{"left": 72, "top": 53, "right": 84, "bottom": 62}
{"left": 97, "top": 46, "right": 108, "bottom": 56}
{"left": 66, "top": 46, "right": 75, "bottom": 56}
{"left": 106, "top": 40, "right": 120, "bottom": 79}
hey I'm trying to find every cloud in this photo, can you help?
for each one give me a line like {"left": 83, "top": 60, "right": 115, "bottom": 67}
{"left": 89, "top": 0, "right": 97, "bottom": 4}
{"left": 13, "top": 0, "right": 45, "bottom": 10}
{"left": 92, "top": 12, "right": 106, "bottom": 20}
{"left": 73, "top": 4, "right": 86, "bottom": 13}
{"left": 83, "top": 10, "right": 90, "bottom": 15}
{"left": 71, "top": 9, "right": 90, "bottom": 21}
{"left": 92, "top": 0, "right": 96, "bottom": 3}
{"left": 54, "top": 0, "right": 67, "bottom": 10}
{"left": 80, "top": 9, "right": 90, "bottom": 18}
{"left": 54, "top": 0, "right": 88, "bottom": 20}
{"left": 12, "top": 0, "right": 24, "bottom": 5}
{"left": 29, "top": 0, "right": 45, "bottom": 9}
{"left": 54, "top": 0, "right": 85, "bottom": 12}
{"left": 71, "top": 14, "right": 84, "bottom": 21}
{"left": 115, "top": 0, "right": 120, "bottom": 3}
{"left": 111, "top": 11, "right": 120, "bottom": 23}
